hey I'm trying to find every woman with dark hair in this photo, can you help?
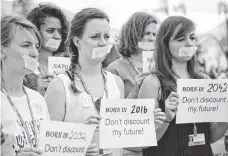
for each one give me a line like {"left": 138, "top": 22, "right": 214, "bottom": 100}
{"left": 138, "top": 16, "right": 228, "bottom": 156}
{"left": 44, "top": 8, "right": 124, "bottom": 156}
{"left": 107, "top": 11, "right": 166, "bottom": 156}
{"left": 1, "top": 15, "right": 49, "bottom": 156}
{"left": 107, "top": 12, "right": 159, "bottom": 99}
{"left": 24, "top": 4, "right": 69, "bottom": 95}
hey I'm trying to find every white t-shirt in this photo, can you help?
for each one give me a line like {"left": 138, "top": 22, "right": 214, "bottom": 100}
{"left": 1, "top": 87, "right": 50, "bottom": 156}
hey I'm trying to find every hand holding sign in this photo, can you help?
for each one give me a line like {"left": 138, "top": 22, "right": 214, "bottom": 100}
{"left": 165, "top": 92, "right": 179, "bottom": 122}
{"left": 37, "top": 74, "right": 54, "bottom": 95}
{"left": 86, "top": 143, "right": 99, "bottom": 156}
{"left": 17, "top": 147, "right": 43, "bottom": 156}
{"left": 84, "top": 115, "right": 102, "bottom": 129}
{"left": 154, "top": 108, "right": 166, "bottom": 129}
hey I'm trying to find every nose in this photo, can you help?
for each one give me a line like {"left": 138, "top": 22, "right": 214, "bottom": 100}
{"left": 148, "top": 34, "right": 156, "bottom": 42}
{"left": 30, "top": 46, "right": 39, "bottom": 59}
{"left": 53, "top": 30, "right": 61, "bottom": 40}
{"left": 99, "top": 37, "right": 107, "bottom": 46}
{"left": 186, "top": 37, "right": 195, "bottom": 47}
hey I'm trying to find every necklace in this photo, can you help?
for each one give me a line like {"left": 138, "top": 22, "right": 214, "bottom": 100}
{"left": 128, "top": 57, "right": 140, "bottom": 74}
{"left": 74, "top": 68, "right": 108, "bottom": 111}
{"left": 1, "top": 80, "right": 38, "bottom": 147}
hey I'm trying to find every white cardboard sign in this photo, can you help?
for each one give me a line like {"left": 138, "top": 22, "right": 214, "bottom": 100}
{"left": 142, "top": 51, "right": 156, "bottom": 72}
{"left": 176, "top": 79, "right": 228, "bottom": 123}
{"left": 99, "top": 99, "right": 157, "bottom": 148}
{"left": 39, "top": 121, "right": 96, "bottom": 156}
{"left": 48, "top": 57, "right": 71, "bottom": 76}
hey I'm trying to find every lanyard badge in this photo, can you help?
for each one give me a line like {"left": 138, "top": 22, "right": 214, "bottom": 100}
{"left": 74, "top": 68, "right": 108, "bottom": 112}
{"left": 188, "top": 123, "right": 205, "bottom": 146}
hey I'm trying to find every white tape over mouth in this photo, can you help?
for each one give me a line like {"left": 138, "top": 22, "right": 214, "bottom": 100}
{"left": 179, "top": 46, "right": 198, "bottom": 57}
{"left": 23, "top": 55, "right": 39, "bottom": 73}
{"left": 44, "top": 38, "right": 61, "bottom": 50}
{"left": 138, "top": 42, "right": 155, "bottom": 51}
{"left": 91, "top": 44, "right": 113, "bottom": 59}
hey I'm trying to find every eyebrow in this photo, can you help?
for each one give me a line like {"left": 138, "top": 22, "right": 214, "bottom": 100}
{"left": 21, "top": 41, "right": 32, "bottom": 44}
{"left": 21, "top": 40, "right": 39, "bottom": 45}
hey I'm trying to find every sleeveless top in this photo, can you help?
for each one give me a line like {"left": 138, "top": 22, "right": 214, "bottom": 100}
{"left": 143, "top": 75, "right": 213, "bottom": 156}
{"left": 56, "top": 71, "right": 122, "bottom": 156}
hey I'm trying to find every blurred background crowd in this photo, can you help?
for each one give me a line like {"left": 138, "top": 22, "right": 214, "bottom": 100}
{"left": 1, "top": 0, "right": 228, "bottom": 80}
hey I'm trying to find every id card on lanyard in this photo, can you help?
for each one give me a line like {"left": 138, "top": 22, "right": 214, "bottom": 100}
{"left": 188, "top": 123, "right": 205, "bottom": 146}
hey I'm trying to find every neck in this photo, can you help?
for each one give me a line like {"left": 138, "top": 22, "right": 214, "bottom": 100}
{"left": 78, "top": 56, "right": 102, "bottom": 76}
{"left": 38, "top": 48, "right": 53, "bottom": 65}
{"left": 172, "top": 59, "right": 189, "bottom": 79}
{"left": 130, "top": 51, "right": 142, "bottom": 63}
{"left": 1, "top": 65, "right": 24, "bottom": 96}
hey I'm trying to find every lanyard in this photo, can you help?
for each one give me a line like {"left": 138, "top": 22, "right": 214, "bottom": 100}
{"left": 38, "top": 66, "right": 44, "bottom": 75}
{"left": 128, "top": 57, "right": 140, "bottom": 75}
{"left": 74, "top": 68, "right": 108, "bottom": 107}
{"left": 1, "top": 81, "right": 38, "bottom": 148}
{"left": 171, "top": 72, "right": 198, "bottom": 136}
{"left": 193, "top": 123, "right": 197, "bottom": 136}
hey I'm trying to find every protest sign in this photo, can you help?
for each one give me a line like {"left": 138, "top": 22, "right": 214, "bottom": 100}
{"left": 142, "top": 51, "right": 156, "bottom": 72}
{"left": 176, "top": 79, "right": 228, "bottom": 123}
{"left": 48, "top": 57, "right": 71, "bottom": 76}
{"left": 39, "top": 121, "right": 96, "bottom": 156}
{"left": 99, "top": 99, "right": 157, "bottom": 148}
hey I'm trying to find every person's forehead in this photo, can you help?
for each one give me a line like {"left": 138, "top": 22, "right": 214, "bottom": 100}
{"left": 145, "top": 23, "right": 157, "bottom": 32}
{"left": 171, "top": 24, "right": 194, "bottom": 39}
{"left": 83, "top": 18, "right": 109, "bottom": 34}
{"left": 42, "top": 16, "right": 62, "bottom": 28}
{"left": 12, "top": 28, "right": 39, "bottom": 44}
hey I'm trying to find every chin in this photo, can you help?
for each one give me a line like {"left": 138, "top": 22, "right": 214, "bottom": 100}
{"left": 180, "top": 56, "right": 193, "bottom": 62}
{"left": 44, "top": 47, "right": 58, "bottom": 53}
{"left": 91, "top": 56, "right": 107, "bottom": 64}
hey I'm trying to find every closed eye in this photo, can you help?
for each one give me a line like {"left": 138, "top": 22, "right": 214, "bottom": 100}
{"left": 177, "top": 37, "right": 185, "bottom": 41}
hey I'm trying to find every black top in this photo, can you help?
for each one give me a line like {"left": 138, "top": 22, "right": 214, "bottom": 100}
{"left": 143, "top": 76, "right": 213, "bottom": 156}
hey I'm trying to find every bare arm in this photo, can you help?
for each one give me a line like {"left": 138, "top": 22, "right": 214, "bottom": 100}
{"left": 44, "top": 78, "right": 66, "bottom": 121}
{"left": 113, "top": 75, "right": 124, "bottom": 99}
{"left": 210, "top": 122, "right": 228, "bottom": 144}
{"left": 138, "top": 74, "right": 170, "bottom": 141}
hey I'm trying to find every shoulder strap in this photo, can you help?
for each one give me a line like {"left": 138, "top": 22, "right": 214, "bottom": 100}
{"left": 105, "top": 71, "right": 120, "bottom": 98}
{"left": 56, "top": 73, "right": 72, "bottom": 122}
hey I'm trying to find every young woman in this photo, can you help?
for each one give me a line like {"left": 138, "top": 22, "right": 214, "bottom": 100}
{"left": 24, "top": 4, "right": 69, "bottom": 95}
{"left": 1, "top": 14, "right": 102, "bottom": 156}
{"left": 138, "top": 16, "right": 228, "bottom": 156}
{"left": 1, "top": 15, "right": 49, "bottom": 156}
{"left": 44, "top": 8, "right": 124, "bottom": 156}
{"left": 107, "top": 12, "right": 159, "bottom": 99}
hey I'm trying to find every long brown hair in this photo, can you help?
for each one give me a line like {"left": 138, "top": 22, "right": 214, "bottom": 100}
{"left": 154, "top": 16, "right": 203, "bottom": 101}
{"left": 119, "top": 12, "right": 159, "bottom": 57}
{"left": 67, "top": 8, "right": 109, "bottom": 93}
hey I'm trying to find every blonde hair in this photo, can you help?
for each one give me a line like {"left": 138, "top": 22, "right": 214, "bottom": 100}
{"left": 1, "top": 15, "right": 42, "bottom": 48}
